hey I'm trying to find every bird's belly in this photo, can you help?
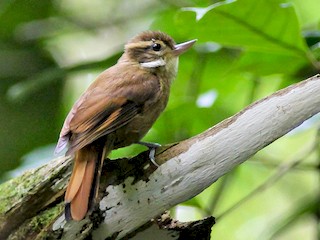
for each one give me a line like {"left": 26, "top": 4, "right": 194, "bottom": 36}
{"left": 112, "top": 103, "right": 165, "bottom": 149}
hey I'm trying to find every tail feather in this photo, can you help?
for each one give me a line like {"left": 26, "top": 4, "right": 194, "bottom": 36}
{"left": 65, "top": 141, "right": 113, "bottom": 221}
{"left": 65, "top": 152, "right": 88, "bottom": 203}
{"left": 65, "top": 146, "right": 98, "bottom": 221}
{"left": 70, "top": 158, "right": 95, "bottom": 221}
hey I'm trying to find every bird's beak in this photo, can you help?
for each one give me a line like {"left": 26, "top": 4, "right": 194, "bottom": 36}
{"left": 173, "top": 39, "right": 197, "bottom": 56}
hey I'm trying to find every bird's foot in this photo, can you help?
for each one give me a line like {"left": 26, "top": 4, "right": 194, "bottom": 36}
{"left": 138, "top": 141, "right": 161, "bottom": 167}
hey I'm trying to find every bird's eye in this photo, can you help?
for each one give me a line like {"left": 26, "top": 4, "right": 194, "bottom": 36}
{"left": 152, "top": 43, "right": 161, "bottom": 51}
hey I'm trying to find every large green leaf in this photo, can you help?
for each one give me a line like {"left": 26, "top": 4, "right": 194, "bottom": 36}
{"left": 177, "top": 0, "right": 309, "bottom": 57}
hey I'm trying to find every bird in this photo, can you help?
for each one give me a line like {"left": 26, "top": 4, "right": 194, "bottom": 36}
{"left": 55, "top": 31, "right": 196, "bottom": 221}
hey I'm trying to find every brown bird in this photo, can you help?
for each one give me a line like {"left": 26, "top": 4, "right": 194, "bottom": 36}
{"left": 55, "top": 31, "right": 196, "bottom": 221}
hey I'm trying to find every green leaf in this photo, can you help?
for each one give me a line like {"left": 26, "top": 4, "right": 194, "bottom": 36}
{"left": 287, "top": 0, "right": 320, "bottom": 27}
{"left": 235, "top": 51, "right": 308, "bottom": 76}
{"left": 177, "top": 0, "right": 309, "bottom": 57}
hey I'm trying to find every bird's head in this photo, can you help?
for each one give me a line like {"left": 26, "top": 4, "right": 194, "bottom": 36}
{"left": 122, "top": 31, "right": 196, "bottom": 78}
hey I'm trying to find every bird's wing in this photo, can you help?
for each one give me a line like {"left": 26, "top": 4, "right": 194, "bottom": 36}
{"left": 68, "top": 96, "right": 140, "bottom": 154}
{"left": 55, "top": 69, "right": 160, "bottom": 155}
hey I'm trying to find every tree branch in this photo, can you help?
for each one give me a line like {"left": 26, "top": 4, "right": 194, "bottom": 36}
{"left": 1, "top": 74, "right": 320, "bottom": 240}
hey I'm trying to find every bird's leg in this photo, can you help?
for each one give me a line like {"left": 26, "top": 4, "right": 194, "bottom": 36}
{"left": 137, "top": 141, "right": 161, "bottom": 167}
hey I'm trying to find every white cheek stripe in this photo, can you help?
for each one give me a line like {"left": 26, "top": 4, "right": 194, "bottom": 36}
{"left": 140, "top": 58, "right": 166, "bottom": 68}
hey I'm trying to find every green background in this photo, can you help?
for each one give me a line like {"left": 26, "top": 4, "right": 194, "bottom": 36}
{"left": 0, "top": 0, "right": 319, "bottom": 239}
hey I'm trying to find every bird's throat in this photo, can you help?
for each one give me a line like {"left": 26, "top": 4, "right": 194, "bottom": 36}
{"left": 140, "top": 58, "right": 166, "bottom": 68}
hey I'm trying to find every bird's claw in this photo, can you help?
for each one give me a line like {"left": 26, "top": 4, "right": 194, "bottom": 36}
{"left": 138, "top": 141, "right": 161, "bottom": 167}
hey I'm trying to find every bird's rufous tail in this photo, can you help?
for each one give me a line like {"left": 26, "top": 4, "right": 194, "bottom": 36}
{"left": 65, "top": 144, "right": 109, "bottom": 221}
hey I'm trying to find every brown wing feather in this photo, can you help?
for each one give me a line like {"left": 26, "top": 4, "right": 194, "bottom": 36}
{"left": 69, "top": 91, "right": 127, "bottom": 134}
{"left": 67, "top": 101, "right": 139, "bottom": 154}
{"left": 55, "top": 64, "right": 161, "bottom": 155}
{"left": 55, "top": 91, "right": 127, "bottom": 154}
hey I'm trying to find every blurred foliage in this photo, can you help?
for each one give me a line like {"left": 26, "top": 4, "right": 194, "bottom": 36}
{"left": 0, "top": 0, "right": 319, "bottom": 239}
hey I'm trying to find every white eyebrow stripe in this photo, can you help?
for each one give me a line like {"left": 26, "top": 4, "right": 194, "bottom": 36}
{"left": 140, "top": 58, "right": 166, "bottom": 68}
